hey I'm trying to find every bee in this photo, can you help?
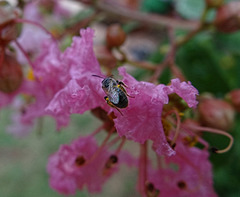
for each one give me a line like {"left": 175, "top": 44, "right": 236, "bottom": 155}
{"left": 93, "top": 75, "right": 130, "bottom": 115}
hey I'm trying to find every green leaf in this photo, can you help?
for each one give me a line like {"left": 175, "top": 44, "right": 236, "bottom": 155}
{"left": 176, "top": 36, "right": 230, "bottom": 95}
{"left": 175, "top": 0, "right": 215, "bottom": 21}
{"left": 141, "top": 0, "right": 173, "bottom": 14}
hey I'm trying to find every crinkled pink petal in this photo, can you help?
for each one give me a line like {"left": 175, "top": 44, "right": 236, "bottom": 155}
{"left": 45, "top": 79, "right": 91, "bottom": 129}
{"left": 46, "top": 28, "right": 111, "bottom": 129}
{"left": 63, "top": 28, "right": 101, "bottom": 78}
{"left": 114, "top": 67, "right": 175, "bottom": 156}
{"left": 166, "top": 78, "right": 199, "bottom": 108}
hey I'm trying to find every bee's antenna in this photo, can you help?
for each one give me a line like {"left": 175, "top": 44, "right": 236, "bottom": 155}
{"left": 92, "top": 74, "right": 105, "bottom": 79}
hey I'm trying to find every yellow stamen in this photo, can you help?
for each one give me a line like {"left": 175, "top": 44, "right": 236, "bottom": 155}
{"left": 27, "top": 68, "right": 35, "bottom": 81}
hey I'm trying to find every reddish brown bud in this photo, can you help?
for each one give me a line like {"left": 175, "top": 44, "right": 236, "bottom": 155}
{"left": 229, "top": 89, "right": 240, "bottom": 112}
{"left": 0, "top": 2, "right": 20, "bottom": 46}
{"left": 94, "top": 45, "right": 117, "bottom": 69}
{"left": 0, "top": 23, "right": 18, "bottom": 46}
{"left": 106, "top": 24, "right": 126, "bottom": 49}
{"left": 215, "top": 2, "right": 240, "bottom": 33}
{"left": 0, "top": 53, "right": 23, "bottom": 93}
{"left": 198, "top": 98, "right": 235, "bottom": 131}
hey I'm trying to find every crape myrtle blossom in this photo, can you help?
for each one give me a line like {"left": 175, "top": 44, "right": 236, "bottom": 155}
{"left": 45, "top": 28, "right": 111, "bottom": 129}
{"left": 46, "top": 28, "right": 199, "bottom": 156}
{"left": 47, "top": 134, "right": 136, "bottom": 195}
{"left": 47, "top": 135, "right": 112, "bottom": 195}
{"left": 15, "top": 38, "right": 69, "bottom": 128}
{"left": 5, "top": 36, "right": 69, "bottom": 136}
{"left": 114, "top": 68, "right": 198, "bottom": 156}
{"left": 148, "top": 136, "right": 217, "bottom": 197}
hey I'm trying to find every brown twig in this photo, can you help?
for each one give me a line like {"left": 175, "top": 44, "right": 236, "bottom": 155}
{"left": 96, "top": 0, "right": 198, "bottom": 30}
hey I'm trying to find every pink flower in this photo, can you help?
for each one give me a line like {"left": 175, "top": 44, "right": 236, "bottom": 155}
{"left": 45, "top": 27, "right": 198, "bottom": 156}
{"left": 15, "top": 39, "right": 69, "bottom": 129}
{"left": 45, "top": 28, "right": 111, "bottom": 128}
{"left": 47, "top": 135, "right": 118, "bottom": 195}
{"left": 148, "top": 140, "right": 217, "bottom": 197}
{"left": 113, "top": 67, "right": 199, "bottom": 156}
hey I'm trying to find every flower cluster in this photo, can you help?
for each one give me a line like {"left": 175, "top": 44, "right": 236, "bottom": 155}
{"left": 40, "top": 28, "right": 215, "bottom": 196}
{"left": 1, "top": 1, "right": 235, "bottom": 196}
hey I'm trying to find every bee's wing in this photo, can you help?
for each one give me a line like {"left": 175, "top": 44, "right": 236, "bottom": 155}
{"left": 108, "top": 88, "right": 119, "bottom": 104}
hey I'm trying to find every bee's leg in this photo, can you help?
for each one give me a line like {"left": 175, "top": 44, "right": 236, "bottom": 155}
{"left": 104, "top": 96, "right": 123, "bottom": 116}
{"left": 117, "top": 84, "right": 134, "bottom": 98}
{"left": 117, "top": 81, "right": 127, "bottom": 88}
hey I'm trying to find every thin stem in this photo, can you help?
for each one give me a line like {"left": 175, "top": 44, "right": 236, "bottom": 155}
{"left": 14, "top": 18, "right": 56, "bottom": 41}
{"left": 13, "top": 40, "right": 35, "bottom": 69}
{"left": 57, "top": 11, "right": 99, "bottom": 39}
{"left": 90, "top": 123, "right": 106, "bottom": 136}
{"left": 115, "top": 137, "right": 126, "bottom": 155}
{"left": 116, "top": 48, "right": 157, "bottom": 71}
{"left": 85, "top": 127, "right": 115, "bottom": 165}
{"left": 170, "top": 110, "right": 181, "bottom": 147}
{"left": 138, "top": 141, "right": 148, "bottom": 196}
{"left": 176, "top": 6, "right": 210, "bottom": 48}
{"left": 182, "top": 124, "right": 210, "bottom": 150}
{"left": 36, "top": 117, "right": 44, "bottom": 137}
{"left": 187, "top": 125, "right": 234, "bottom": 154}
{"left": 127, "top": 60, "right": 157, "bottom": 71}
{"left": 149, "top": 60, "right": 169, "bottom": 83}
{"left": 150, "top": 27, "right": 179, "bottom": 83}
{"left": 107, "top": 135, "right": 121, "bottom": 147}
{"left": 176, "top": 25, "right": 204, "bottom": 48}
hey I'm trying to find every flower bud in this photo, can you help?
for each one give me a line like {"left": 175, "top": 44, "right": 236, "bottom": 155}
{"left": 205, "top": 0, "right": 223, "bottom": 8}
{"left": 198, "top": 98, "right": 235, "bottom": 131}
{"left": 94, "top": 45, "right": 117, "bottom": 69}
{"left": 229, "top": 89, "right": 240, "bottom": 112}
{"left": 0, "top": 23, "right": 18, "bottom": 46}
{"left": 0, "top": 2, "right": 20, "bottom": 46}
{"left": 106, "top": 24, "right": 126, "bottom": 49}
{"left": 0, "top": 54, "right": 23, "bottom": 93}
{"left": 215, "top": 2, "right": 240, "bottom": 33}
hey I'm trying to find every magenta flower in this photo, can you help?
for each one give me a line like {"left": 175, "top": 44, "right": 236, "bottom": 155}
{"left": 46, "top": 27, "right": 198, "bottom": 153}
{"left": 148, "top": 139, "right": 217, "bottom": 197}
{"left": 46, "top": 28, "right": 111, "bottom": 128}
{"left": 113, "top": 67, "right": 198, "bottom": 156}
{"left": 47, "top": 135, "right": 119, "bottom": 195}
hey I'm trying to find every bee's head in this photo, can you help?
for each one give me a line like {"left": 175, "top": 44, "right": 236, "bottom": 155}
{"left": 102, "top": 78, "right": 111, "bottom": 89}
{"left": 102, "top": 77, "right": 117, "bottom": 90}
